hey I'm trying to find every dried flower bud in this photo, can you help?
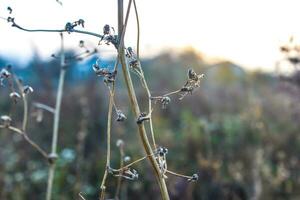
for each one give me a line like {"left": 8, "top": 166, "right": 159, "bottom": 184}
{"left": 1, "top": 115, "right": 12, "bottom": 127}
{"left": 9, "top": 92, "right": 21, "bottom": 103}
{"left": 188, "top": 68, "right": 198, "bottom": 80}
{"left": 7, "top": 6, "right": 12, "bottom": 14}
{"left": 23, "top": 85, "right": 34, "bottom": 94}
{"left": 188, "top": 173, "right": 199, "bottom": 182}
{"left": 7, "top": 17, "right": 14, "bottom": 23}
{"left": 0, "top": 68, "right": 11, "bottom": 78}
{"left": 79, "top": 40, "right": 85, "bottom": 48}
{"left": 181, "top": 86, "right": 193, "bottom": 93}
{"left": 122, "top": 168, "right": 139, "bottom": 180}
{"left": 136, "top": 112, "right": 149, "bottom": 124}
{"left": 125, "top": 47, "right": 134, "bottom": 58}
{"left": 116, "top": 139, "right": 124, "bottom": 147}
{"left": 157, "top": 147, "right": 168, "bottom": 157}
{"left": 129, "top": 59, "right": 139, "bottom": 69}
{"left": 161, "top": 96, "right": 171, "bottom": 109}
{"left": 116, "top": 110, "right": 127, "bottom": 122}
{"left": 103, "top": 24, "right": 111, "bottom": 35}
{"left": 77, "top": 19, "right": 85, "bottom": 28}
{"left": 48, "top": 153, "right": 58, "bottom": 164}
{"left": 124, "top": 156, "right": 131, "bottom": 162}
{"left": 65, "top": 22, "right": 73, "bottom": 33}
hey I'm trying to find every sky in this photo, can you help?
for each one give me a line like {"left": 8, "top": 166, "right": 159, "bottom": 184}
{"left": 1, "top": 0, "right": 300, "bottom": 71}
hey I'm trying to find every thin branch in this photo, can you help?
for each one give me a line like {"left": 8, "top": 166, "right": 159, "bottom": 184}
{"left": 78, "top": 192, "right": 87, "bottom": 200}
{"left": 0, "top": 125, "right": 48, "bottom": 159}
{"left": 33, "top": 102, "right": 55, "bottom": 114}
{"left": 10, "top": 21, "right": 103, "bottom": 38}
{"left": 166, "top": 170, "right": 192, "bottom": 179}
{"left": 12, "top": 75, "right": 29, "bottom": 132}
{"left": 132, "top": 0, "right": 140, "bottom": 60}
{"left": 116, "top": 153, "right": 154, "bottom": 172}
{"left": 99, "top": 1, "right": 133, "bottom": 199}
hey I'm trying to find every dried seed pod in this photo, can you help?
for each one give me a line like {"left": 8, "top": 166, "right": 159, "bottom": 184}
{"left": 23, "top": 85, "right": 34, "bottom": 94}
{"left": 188, "top": 68, "right": 198, "bottom": 81}
{"left": 129, "top": 59, "right": 139, "bottom": 69}
{"left": 157, "top": 147, "right": 168, "bottom": 157}
{"left": 9, "top": 92, "right": 21, "bottom": 103}
{"left": 77, "top": 19, "right": 85, "bottom": 28}
{"left": 103, "top": 24, "right": 111, "bottom": 35}
{"left": 161, "top": 96, "right": 171, "bottom": 109}
{"left": 116, "top": 139, "right": 124, "bottom": 147}
{"left": 0, "top": 68, "right": 11, "bottom": 78}
{"left": 48, "top": 153, "right": 58, "bottom": 164}
{"left": 116, "top": 110, "right": 127, "bottom": 122}
{"left": 136, "top": 112, "right": 149, "bottom": 124}
{"left": 1, "top": 115, "right": 12, "bottom": 127}
{"left": 188, "top": 173, "right": 199, "bottom": 182}
{"left": 124, "top": 156, "right": 131, "bottom": 162}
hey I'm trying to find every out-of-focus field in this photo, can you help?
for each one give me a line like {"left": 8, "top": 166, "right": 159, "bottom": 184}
{"left": 1, "top": 49, "right": 300, "bottom": 200}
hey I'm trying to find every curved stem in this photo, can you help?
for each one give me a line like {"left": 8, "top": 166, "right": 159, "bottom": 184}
{"left": 99, "top": 0, "right": 132, "bottom": 197}
{"left": 132, "top": 0, "right": 156, "bottom": 148}
{"left": 12, "top": 76, "right": 28, "bottom": 132}
{"left": 0, "top": 125, "right": 48, "bottom": 159}
{"left": 99, "top": 80, "right": 114, "bottom": 200}
{"left": 11, "top": 22, "right": 103, "bottom": 38}
{"left": 22, "top": 95, "right": 28, "bottom": 131}
{"left": 132, "top": 0, "right": 140, "bottom": 60}
{"left": 118, "top": 1, "right": 169, "bottom": 199}
{"left": 166, "top": 170, "right": 193, "bottom": 179}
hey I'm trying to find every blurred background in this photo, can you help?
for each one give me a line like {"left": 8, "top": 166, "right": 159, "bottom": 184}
{"left": 1, "top": 0, "right": 300, "bottom": 200}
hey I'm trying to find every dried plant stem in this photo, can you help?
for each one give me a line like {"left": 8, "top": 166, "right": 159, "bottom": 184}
{"left": 118, "top": 0, "right": 170, "bottom": 199}
{"left": 132, "top": 0, "right": 140, "bottom": 59}
{"left": 99, "top": 82, "right": 114, "bottom": 200}
{"left": 116, "top": 153, "right": 154, "bottom": 172}
{"left": 131, "top": 0, "right": 158, "bottom": 148}
{"left": 166, "top": 170, "right": 193, "bottom": 179}
{"left": 115, "top": 144, "right": 124, "bottom": 199}
{"left": 10, "top": 21, "right": 103, "bottom": 39}
{"left": 22, "top": 95, "right": 28, "bottom": 131}
{"left": 46, "top": 33, "right": 66, "bottom": 200}
{"left": 13, "top": 76, "right": 29, "bottom": 132}
{"left": 0, "top": 125, "right": 48, "bottom": 159}
{"left": 132, "top": 0, "right": 156, "bottom": 149}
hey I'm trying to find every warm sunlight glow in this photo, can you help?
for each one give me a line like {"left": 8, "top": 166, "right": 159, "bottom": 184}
{"left": 1, "top": 0, "right": 300, "bottom": 70}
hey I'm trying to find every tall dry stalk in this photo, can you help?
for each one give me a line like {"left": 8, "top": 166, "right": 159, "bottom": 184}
{"left": 117, "top": 0, "right": 170, "bottom": 199}
{"left": 46, "top": 33, "right": 66, "bottom": 200}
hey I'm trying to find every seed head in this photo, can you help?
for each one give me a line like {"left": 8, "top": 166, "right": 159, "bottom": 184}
{"left": 116, "top": 110, "right": 127, "bottom": 122}
{"left": 1, "top": 115, "right": 12, "bottom": 127}
{"left": 0, "top": 68, "right": 11, "bottom": 78}
{"left": 188, "top": 173, "right": 199, "bottom": 182}
{"left": 9, "top": 92, "right": 21, "bottom": 103}
{"left": 23, "top": 85, "right": 34, "bottom": 95}
{"left": 124, "top": 156, "right": 131, "bottom": 162}
{"left": 116, "top": 139, "right": 124, "bottom": 147}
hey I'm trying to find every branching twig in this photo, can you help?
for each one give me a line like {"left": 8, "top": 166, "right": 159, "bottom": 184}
{"left": 0, "top": 125, "right": 48, "bottom": 159}
{"left": 99, "top": 0, "right": 132, "bottom": 198}
{"left": 9, "top": 20, "right": 103, "bottom": 39}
